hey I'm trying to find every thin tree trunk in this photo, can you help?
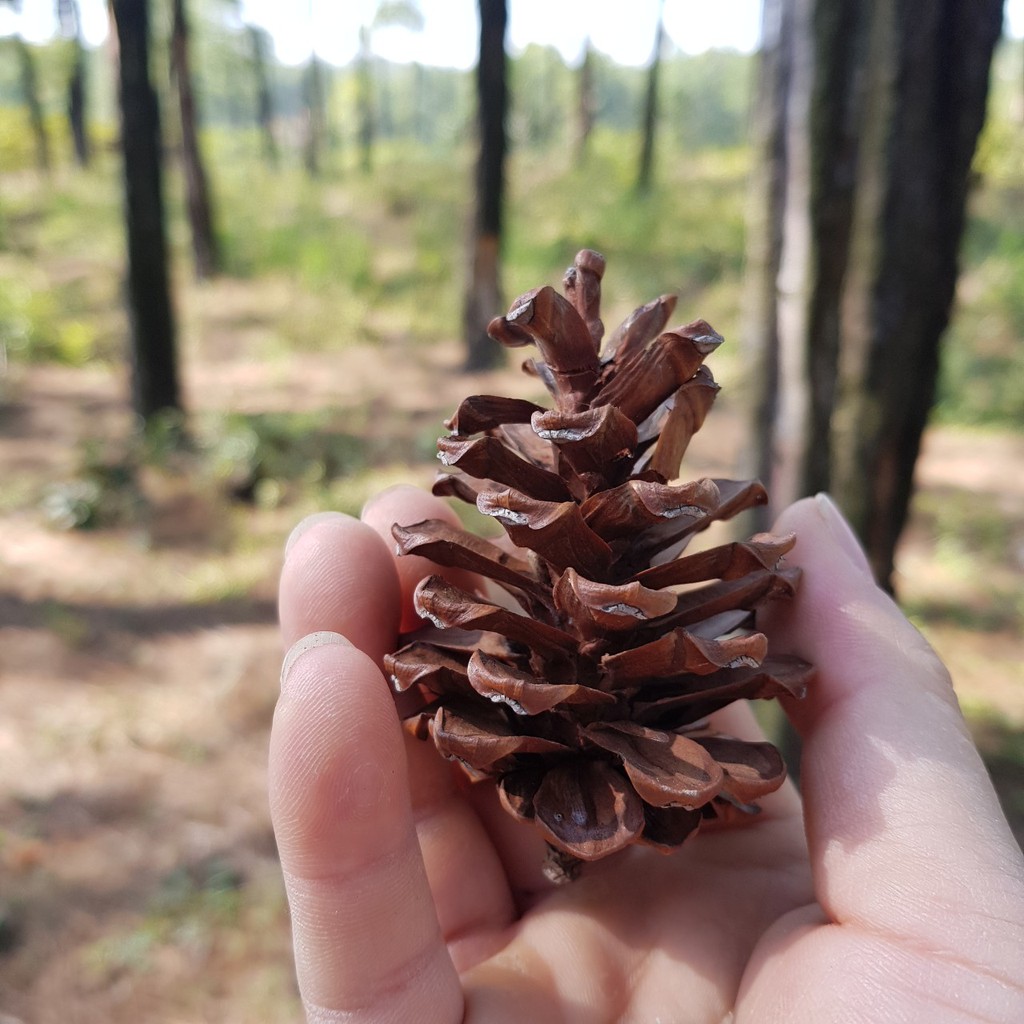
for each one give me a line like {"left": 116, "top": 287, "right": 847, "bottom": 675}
{"left": 833, "top": 0, "right": 1001, "bottom": 589}
{"left": 110, "top": 0, "right": 181, "bottom": 423}
{"left": 575, "top": 37, "right": 595, "bottom": 163}
{"left": 15, "top": 37, "right": 50, "bottom": 173}
{"left": 67, "top": 39, "right": 89, "bottom": 166}
{"left": 356, "top": 26, "right": 374, "bottom": 173}
{"left": 59, "top": 0, "right": 91, "bottom": 167}
{"left": 741, "top": 0, "right": 793, "bottom": 532}
{"left": 463, "top": 0, "right": 508, "bottom": 371}
{"left": 746, "top": 0, "right": 871, "bottom": 528}
{"left": 171, "top": 0, "right": 219, "bottom": 280}
{"left": 302, "top": 54, "right": 326, "bottom": 177}
{"left": 635, "top": 0, "right": 665, "bottom": 194}
{"left": 247, "top": 24, "right": 277, "bottom": 168}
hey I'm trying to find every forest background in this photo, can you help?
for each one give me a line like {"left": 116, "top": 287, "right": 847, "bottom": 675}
{"left": 0, "top": 1, "right": 1022, "bottom": 1020}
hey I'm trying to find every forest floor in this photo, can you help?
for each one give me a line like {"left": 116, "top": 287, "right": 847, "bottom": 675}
{"left": 0, "top": 333, "right": 1022, "bottom": 1022}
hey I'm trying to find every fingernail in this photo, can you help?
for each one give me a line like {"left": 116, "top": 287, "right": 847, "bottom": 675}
{"left": 281, "top": 631, "right": 351, "bottom": 691}
{"left": 283, "top": 511, "right": 351, "bottom": 560}
{"left": 814, "top": 493, "right": 873, "bottom": 577}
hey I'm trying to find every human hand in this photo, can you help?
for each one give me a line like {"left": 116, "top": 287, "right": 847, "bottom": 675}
{"left": 271, "top": 487, "right": 1024, "bottom": 1022}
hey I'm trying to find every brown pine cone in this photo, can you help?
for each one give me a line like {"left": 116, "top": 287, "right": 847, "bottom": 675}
{"left": 385, "top": 250, "right": 812, "bottom": 880}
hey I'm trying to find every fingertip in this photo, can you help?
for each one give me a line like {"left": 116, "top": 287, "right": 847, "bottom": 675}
{"left": 280, "top": 630, "right": 352, "bottom": 691}
{"left": 283, "top": 510, "right": 350, "bottom": 561}
{"left": 770, "top": 493, "right": 872, "bottom": 579}
{"left": 278, "top": 513, "right": 401, "bottom": 663}
{"left": 761, "top": 493, "right": 943, "bottom": 697}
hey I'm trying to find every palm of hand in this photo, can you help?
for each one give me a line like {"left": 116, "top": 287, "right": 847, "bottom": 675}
{"left": 272, "top": 490, "right": 1024, "bottom": 1023}
{"left": 453, "top": 804, "right": 813, "bottom": 1021}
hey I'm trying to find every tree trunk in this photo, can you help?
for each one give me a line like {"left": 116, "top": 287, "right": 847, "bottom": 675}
{"left": 15, "top": 37, "right": 50, "bottom": 173}
{"left": 463, "top": 0, "right": 508, "bottom": 372}
{"left": 356, "top": 25, "right": 374, "bottom": 173}
{"left": 575, "top": 37, "right": 596, "bottom": 163}
{"left": 170, "top": 0, "right": 219, "bottom": 280}
{"left": 744, "top": 0, "right": 871, "bottom": 529}
{"left": 302, "top": 54, "right": 326, "bottom": 177}
{"left": 59, "top": 0, "right": 91, "bottom": 167}
{"left": 745, "top": 0, "right": 999, "bottom": 592}
{"left": 111, "top": 0, "right": 181, "bottom": 423}
{"left": 635, "top": 0, "right": 665, "bottom": 194}
{"left": 832, "top": 0, "right": 1002, "bottom": 588}
{"left": 247, "top": 24, "right": 277, "bottom": 168}
{"left": 67, "top": 39, "right": 89, "bottom": 166}
{"left": 741, "top": 0, "right": 793, "bottom": 533}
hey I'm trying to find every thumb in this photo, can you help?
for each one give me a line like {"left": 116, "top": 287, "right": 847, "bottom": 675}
{"left": 759, "top": 495, "right": 1024, "bottom": 968}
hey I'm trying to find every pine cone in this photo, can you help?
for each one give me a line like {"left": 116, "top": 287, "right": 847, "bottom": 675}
{"left": 385, "top": 250, "right": 812, "bottom": 880}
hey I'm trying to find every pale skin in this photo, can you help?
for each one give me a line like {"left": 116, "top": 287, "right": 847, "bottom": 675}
{"left": 271, "top": 488, "right": 1024, "bottom": 1023}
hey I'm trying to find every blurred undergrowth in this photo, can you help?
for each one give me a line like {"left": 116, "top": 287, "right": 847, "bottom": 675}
{"left": 0, "top": 48, "right": 1021, "bottom": 533}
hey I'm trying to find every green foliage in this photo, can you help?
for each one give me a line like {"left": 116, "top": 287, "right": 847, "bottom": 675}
{"left": 219, "top": 173, "right": 374, "bottom": 290}
{"left": 41, "top": 439, "right": 143, "bottom": 531}
{"left": 205, "top": 410, "right": 369, "bottom": 507}
{"left": 0, "top": 275, "right": 101, "bottom": 366}
{"left": 511, "top": 44, "right": 574, "bottom": 148}
{"left": 519, "top": 47, "right": 753, "bottom": 152}
{"left": 38, "top": 405, "right": 373, "bottom": 533}
{"left": 936, "top": 36, "right": 1024, "bottom": 428}
{"left": 0, "top": 164, "right": 123, "bottom": 367}
{"left": 902, "top": 486, "right": 1024, "bottom": 633}
{"left": 664, "top": 50, "right": 754, "bottom": 151}
{"left": 507, "top": 142, "right": 750, "bottom": 344}
{"left": 937, "top": 186, "right": 1024, "bottom": 427}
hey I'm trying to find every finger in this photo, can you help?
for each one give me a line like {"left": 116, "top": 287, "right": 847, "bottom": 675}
{"left": 759, "top": 494, "right": 1024, "bottom": 966}
{"left": 363, "top": 486, "right": 555, "bottom": 901}
{"left": 280, "top": 506, "right": 519, "bottom": 961}
{"left": 270, "top": 634, "right": 462, "bottom": 1022}
{"left": 279, "top": 512, "right": 401, "bottom": 665}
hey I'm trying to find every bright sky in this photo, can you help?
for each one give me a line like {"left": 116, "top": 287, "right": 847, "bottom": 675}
{"left": 2, "top": 0, "right": 1024, "bottom": 68}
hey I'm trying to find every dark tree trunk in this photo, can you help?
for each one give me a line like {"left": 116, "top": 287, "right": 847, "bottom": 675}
{"left": 832, "top": 0, "right": 1002, "bottom": 588}
{"left": 635, "top": 0, "right": 665, "bottom": 194}
{"left": 247, "top": 24, "right": 278, "bottom": 168}
{"left": 111, "top": 0, "right": 181, "bottom": 423}
{"left": 575, "top": 37, "right": 596, "bottom": 163}
{"left": 463, "top": 0, "right": 508, "bottom": 371}
{"left": 171, "top": 0, "right": 219, "bottom": 280}
{"left": 59, "top": 0, "right": 90, "bottom": 166}
{"left": 67, "top": 40, "right": 89, "bottom": 166}
{"left": 15, "top": 37, "right": 50, "bottom": 173}
{"left": 745, "top": 0, "right": 1001, "bottom": 593}
{"left": 302, "top": 54, "right": 326, "bottom": 177}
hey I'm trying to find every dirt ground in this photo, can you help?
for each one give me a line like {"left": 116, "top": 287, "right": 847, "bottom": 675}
{"left": 1, "top": 349, "right": 1022, "bottom": 1023}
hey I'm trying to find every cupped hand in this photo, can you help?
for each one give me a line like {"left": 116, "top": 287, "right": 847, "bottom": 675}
{"left": 271, "top": 488, "right": 1024, "bottom": 1023}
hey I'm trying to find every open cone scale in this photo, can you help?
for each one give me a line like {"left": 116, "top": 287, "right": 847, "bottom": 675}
{"left": 385, "top": 250, "right": 813, "bottom": 880}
